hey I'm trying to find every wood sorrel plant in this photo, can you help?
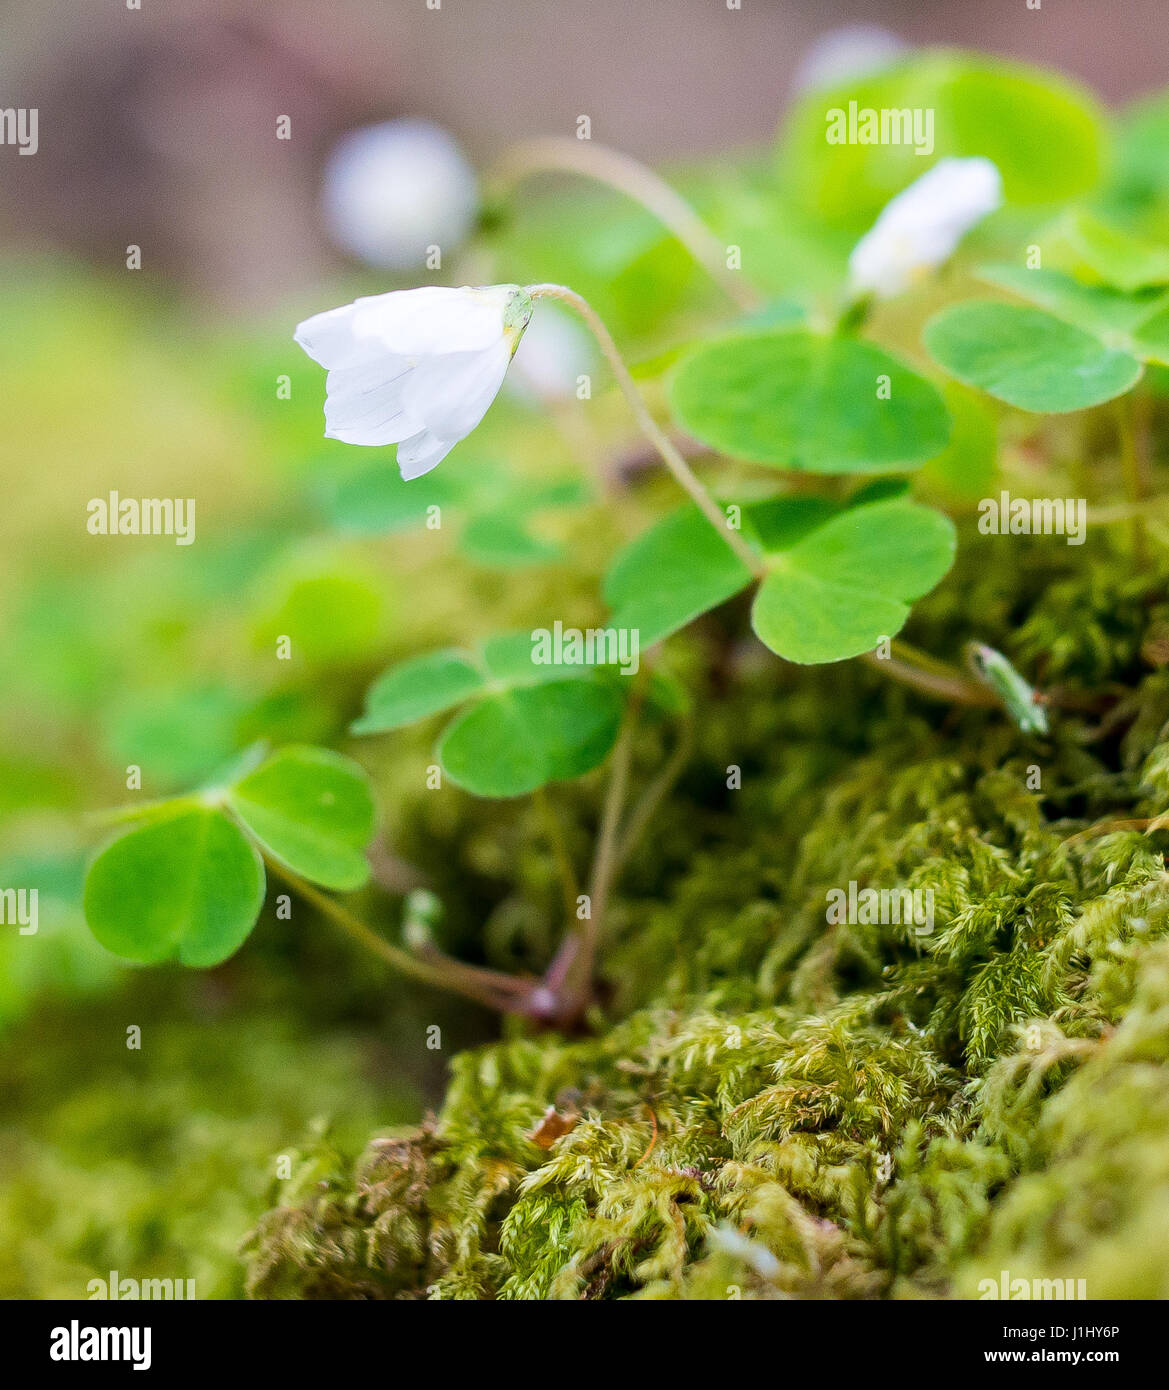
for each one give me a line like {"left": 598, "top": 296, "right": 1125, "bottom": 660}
{"left": 81, "top": 50, "right": 1166, "bottom": 1028}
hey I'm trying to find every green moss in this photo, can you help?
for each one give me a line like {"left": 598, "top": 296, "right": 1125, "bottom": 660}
{"left": 0, "top": 996, "right": 403, "bottom": 1299}
{"left": 242, "top": 523, "right": 1169, "bottom": 1300}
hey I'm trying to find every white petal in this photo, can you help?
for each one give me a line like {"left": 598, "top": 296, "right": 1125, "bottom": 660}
{"left": 323, "top": 356, "right": 422, "bottom": 446}
{"left": 296, "top": 284, "right": 531, "bottom": 462}
{"left": 350, "top": 285, "right": 517, "bottom": 355}
{"left": 849, "top": 157, "right": 1002, "bottom": 299}
{"left": 404, "top": 340, "right": 511, "bottom": 440}
{"left": 296, "top": 285, "right": 515, "bottom": 369}
{"left": 295, "top": 301, "right": 383, "bottom": 371}
{"left": 396, "top": 429, "right": 456, "bottom": 480}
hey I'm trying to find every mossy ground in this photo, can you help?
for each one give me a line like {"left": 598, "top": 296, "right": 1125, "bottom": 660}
{"left": 243, "top": 519, "right": 1169, "bottom": 1300}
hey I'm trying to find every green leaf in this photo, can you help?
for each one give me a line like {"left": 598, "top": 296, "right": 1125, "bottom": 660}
{"left": 669, "top": 330, "right": 950, "bottom": 473}
{"left": 352, "top": 650, "right": 485, "bottom": 734}
{"left": 438, "top": 679, "right": 624, "bottom": 798}
{"left": 1060, "top": 211, "right": 1169, "bottom": 291}
{"left": 226, "top": 745, "right": 375, "bottom": 891}
{"left": 924, "top": 301, "right": 1143, "bottom": 412}
{"left": 604, "top": 506, "right": 754, "bottom": 647}
{"left": 354, "top": 632, "right": 627, "bottom": 796}
{"left": 481, "top": 630, "right": 573, "bottom": 685}
{"left": 979, "top": 264, "right": 1169, "bottom": 366}
{"left": 749, "top": 497, "right": 956, "bottom": 663}
{"left": 978, "top": 264, "right": 1161, "bottom": 337}
{"left": 780, "top": 51, "right": 1105, "bottom": 228}
{"left": 84, "top": 807, "right": 265, "bottom": 967}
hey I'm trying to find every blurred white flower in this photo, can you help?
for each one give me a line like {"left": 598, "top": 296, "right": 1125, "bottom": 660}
{"left": 295, "top": 284, "right": 532, "bottom": 479}
{"left": 506, "top": 302, "right": 596, "bottom": 405}
{"left": 792, "top": 24, "right": 908, "bottom": 93}
{"left": 848, "top": 157, "right": 1003, "bottom": 299}
{"left": 322, "top": 118, "right": 479, "bottom": 271}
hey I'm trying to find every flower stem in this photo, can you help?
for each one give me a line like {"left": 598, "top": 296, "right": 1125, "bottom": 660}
{"left": 263, "top": 857, "right": 535, "bottom": 1013}
{"left": 526, "top": 282, "right": 765, "bottom": 578}
{"left": 494, "top": 138, "right": 761, "bottom": 311}
{"left": 533, "top": 785, "right": 580, "bottom": 922}
{"left": 541, "top": 673, "right": 647, "bottom": 1016}
{"left": 612, "top": 717, "right": 694, "bottom": 873}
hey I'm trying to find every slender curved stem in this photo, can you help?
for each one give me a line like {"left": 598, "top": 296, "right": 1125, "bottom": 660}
{"left": 542, "top": 675, "right": 646, "bottom": 1012}
{"left": 863, "top": 640, "right": 998, "bottom": 708}
{"left": 612, "top": 718, "right": 694, "bottom": 874}
{"left": 263, "top": 857, "right": 534, "bottom": 1013}
{"left": 493, "top": 137, "right": 761, "bottom": 312}
{"left": 534, "top": 785, "right": 580, "bottom": 922}
{"left": 526, "top": 282, "right": 765, "bottom": 578}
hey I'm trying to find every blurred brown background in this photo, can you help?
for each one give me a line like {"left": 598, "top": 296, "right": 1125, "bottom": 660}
{"left": 1, "top": 0, "right": 1164, "bottom": 309}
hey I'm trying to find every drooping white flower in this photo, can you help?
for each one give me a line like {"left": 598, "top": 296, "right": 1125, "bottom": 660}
{"left": 848, "top": 157, "right": 1003, "bottom": 299}
{"left": 295, "top": 284, "right": 532, "bottom": 479}
{"left": 322, "top": 119, "right": 479, "bottom": 271}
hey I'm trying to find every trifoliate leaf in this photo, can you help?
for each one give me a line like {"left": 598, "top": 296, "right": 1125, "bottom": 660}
{"left": 352, "top": 650, "right": 486, "bottom": 734}
{"left": 604, "top": 505, "right": 754, "bottom": 647}
{"left": 84, "top": 807, "right": 265, "bottom": 967}
{"left": 226, "top": 745, "right": 375, "bottom": 891}
{"left": 749, "top": 497, "right": 956, "bottom": 663}
{"left": 354, "top": 633, "right": 628, "bottom": 797}
{"left": 438, "top": 679, "right": 624, "bottom": 798}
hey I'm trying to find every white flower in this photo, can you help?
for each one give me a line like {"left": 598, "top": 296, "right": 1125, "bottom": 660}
{"left": 848, "top": 157, "right": 1003, "bottom": 299}
{"left": 322, "top": 119, "right": 479, "bottom": 271}
{"left": 295, "top": 284, "right": 532, "bottom": 479}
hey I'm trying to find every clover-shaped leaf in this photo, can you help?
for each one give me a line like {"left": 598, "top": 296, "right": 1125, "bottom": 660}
{"left": 669, "top": 329, "right": 950, "bottom": 473}
{"left": 353, "top": 634, "right": 624, "bottom": 798}
{"left": 924, "top": 301, "right": 1143, "bottom": 412}
{"left": 749, "top": 496, "right": 956, "bottom": 663}
{"left": 604, "top": 505, "right": 754, "bottom": 647}
{"left": 225, "top": 745, "right": 376, "bottom": 892}
{"left": 438, "top": 680, "right": 623, "bottom": 798}
{"left": 352, "top": 650, "right": 486, "bottom": 734}
{"left": 978, "top": 264, "right": 1169, "bottom": 367}
{"left": 84, "top": 806, "right": 265, "bottom": 968}
{"left": 83, "top": 744, "right": 376, "bottom": 965}
{"left": 605, "top": 493, "right": 953, "bottom": 665}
